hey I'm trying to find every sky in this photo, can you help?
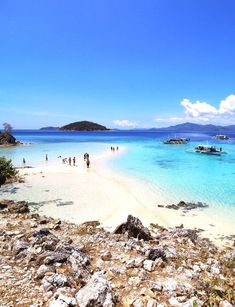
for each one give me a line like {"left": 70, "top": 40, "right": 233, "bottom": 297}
{"left": 0, "top": 0, "right": 235, "bottom": 129}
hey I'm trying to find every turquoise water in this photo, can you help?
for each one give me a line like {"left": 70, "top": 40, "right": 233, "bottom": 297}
{"left": 1, "top": 130, "right": 235, "bottom": 212}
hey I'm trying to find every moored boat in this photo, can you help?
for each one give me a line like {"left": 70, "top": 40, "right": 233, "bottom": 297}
{"left": 214, "top": 134, "right": 229, "bottom": 140}
{"left": 163, "top": 137, "right": 190, "bottom": 144}
{"left": 194, "top": 145, "right": 227, "bottom": 155}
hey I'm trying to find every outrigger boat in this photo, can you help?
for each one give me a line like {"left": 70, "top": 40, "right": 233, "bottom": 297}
{"left": 214, "top": 134, "right": 229, "bottom": 140}
{"left": 194, "top": 145, "right": 227, "bottom": 155}
{"left": 163, "top": 137, "right": 190, "bottom": 144}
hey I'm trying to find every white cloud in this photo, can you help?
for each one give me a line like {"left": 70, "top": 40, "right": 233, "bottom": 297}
{"left": 219, "top": 94, "right": 235, "bottom": 114}
{"left": 180, "top": 94, "right": 235, "bottom": 123}
{"left": 181, "top": 98, "right": 218, "bottom": 120}
{"left": 113, "top": 119, "right": 137, "bottom": 128}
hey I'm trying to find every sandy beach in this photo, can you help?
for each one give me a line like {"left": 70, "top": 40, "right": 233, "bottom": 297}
{"left": 0, "top": 146, "right": 234, "bottom": 248}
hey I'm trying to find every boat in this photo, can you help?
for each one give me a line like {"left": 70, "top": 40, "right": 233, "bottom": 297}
{"left": 194, "top": 145, "right": 227, "bottom": 155}
{"left": 163, "top": 137, "right": 190, "bottom": 144}
{"left": 214, "top": 134, "right": 229, "bottom": 140}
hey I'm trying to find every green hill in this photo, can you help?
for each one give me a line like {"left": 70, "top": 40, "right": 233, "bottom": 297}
{"left": 60, "top": 121, "right": 109, "bottom": 131}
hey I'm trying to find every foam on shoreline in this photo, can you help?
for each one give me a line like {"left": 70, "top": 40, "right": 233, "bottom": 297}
{"left": 0, "top": 146, "right": 234, "bottom": 247}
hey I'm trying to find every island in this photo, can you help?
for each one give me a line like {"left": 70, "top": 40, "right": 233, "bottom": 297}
{"left": 0, "top": 131, "right": 17, "bottom": 146}
{"left": 40, "top": 126, "right": 60, "bottom": 130}
{"left": 149, "top": 122, "right": 235, "bottom": 133}
{"left": 60, "top": 120, "right": 110, "bottom": 131}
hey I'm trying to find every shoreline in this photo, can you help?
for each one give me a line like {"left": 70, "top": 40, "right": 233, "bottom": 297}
{"left": 0, "top": 146, "right": 234, "bottom": 247}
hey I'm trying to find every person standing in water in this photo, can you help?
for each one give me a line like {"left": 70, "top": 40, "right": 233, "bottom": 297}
{"left": 46, "top": 154, "right": 48, "bottom": 161}
{"left": 73, "top": 157, "right": 76, "bottom": 166}
{"left": 23, "top": 158, "right": 26, "bottom": 164}
{"left": 68, "top": 157, "right": 71, "bottom": 165}
{"left": 86, "top": 158, "right": 90, "bottom": 168}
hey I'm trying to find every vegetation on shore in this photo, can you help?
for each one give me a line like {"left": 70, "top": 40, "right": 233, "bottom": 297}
{"left": 0, "top": 157, "right": 18, "bottom": 186}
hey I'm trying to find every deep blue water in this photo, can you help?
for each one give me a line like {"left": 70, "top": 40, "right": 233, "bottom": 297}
{"left": 1, "top": 130, "right": 235, "bottom": 210}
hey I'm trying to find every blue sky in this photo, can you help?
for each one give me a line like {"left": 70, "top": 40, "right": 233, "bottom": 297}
{"left": 0, "top": 0, "right": 235, "bottom": 129}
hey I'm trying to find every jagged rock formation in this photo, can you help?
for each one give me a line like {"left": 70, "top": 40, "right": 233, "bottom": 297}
{"left": 114, "top": 215, "right": 153, "bottom": 241}
{"left": 0, "top": 200, "right": 234, "bottom": 306}
{"left": 0, "top": 131, "right": 16, "bottom": 145}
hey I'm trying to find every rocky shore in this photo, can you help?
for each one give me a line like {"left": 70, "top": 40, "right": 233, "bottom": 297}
{"left": 0, "top": 200, "right": 234, "bottom": 307}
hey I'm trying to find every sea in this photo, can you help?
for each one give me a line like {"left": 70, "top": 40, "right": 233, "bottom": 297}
{"left": 1, "top": 130, "right": 235, "bottom": 217}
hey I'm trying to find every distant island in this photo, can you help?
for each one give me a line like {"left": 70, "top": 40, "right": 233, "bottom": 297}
{"left": 40, "top": 126, "right": 59, "bottom": 130}
{"left": 40, "top": 121, "right": 110, "bottom": 131}
{"left": 149, "top": 122, "right": 235, "bottom": 133}
{"left": 59, "top": 121, "right": 110, "bottom": 131}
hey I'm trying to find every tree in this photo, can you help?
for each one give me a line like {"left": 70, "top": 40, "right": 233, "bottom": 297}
{"left": 3, "top": 123, "right": 13, "bottom": 133}
{"left": 0, "top": 157, "right": 18, "bottom": 186}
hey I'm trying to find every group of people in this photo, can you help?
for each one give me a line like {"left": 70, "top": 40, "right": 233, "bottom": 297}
{"left": 61, "top": 153, "right": 90, "bottom": 168}
{"left": 110, "top": 146, "right": 118, "bottom": 152}
{"left": 62, "top": 157, "right": 76, "bottom": 166}
{"left": 22, "top": 145, "right": 120, "bottom": 168}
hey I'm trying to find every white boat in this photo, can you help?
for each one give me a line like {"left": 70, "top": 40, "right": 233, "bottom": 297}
{"left": 163, "top": 137, "right": 190, "bottom": 144}
{"left": 214, "top": 134, "right": 229, "bottom": 140}
{"left": 194, "top": 145, "right": 226, "bottom": 155}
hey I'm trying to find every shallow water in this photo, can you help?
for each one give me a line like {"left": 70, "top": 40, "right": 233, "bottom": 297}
{"left": 1, "top": 130, "right": 235, "bottom": 217}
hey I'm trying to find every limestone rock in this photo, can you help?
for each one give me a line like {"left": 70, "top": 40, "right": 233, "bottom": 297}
{"left": 143, "top": 260, "right": 155, "bottom": 272}
{"left": 147, "top": 248, "right": 166, "bottom": 261}
{"left": 37, "top": 264, "right": 56, "bottom": 278}
{"left": 75, "top": 271, "right": 114, "bottom": 307}
{"left": 32, "top": 228, "right": 51, "bottom": 238}
{"left": 8, "top": 201, "right": 29, "bottom": 214}
{"left": 114, "top": 215, "right": 152, "bottom": 241}
{"left": 49, "top": 294, "right": 77, "bottom": 307}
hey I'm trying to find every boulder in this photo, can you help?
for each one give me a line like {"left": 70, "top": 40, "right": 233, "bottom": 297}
{"left": 43, "top": 273, "right": 71, "bottom": 288}
{"left": 114, "top": 215, "right": 152, "bottom": 241}
{"left": 7, "top": 201, "right": 29, "bottom": 214}
{"left": 147, "top": 248, "right": 166, "bottom": 261}
{"left": 143, "top": 260, "right": 155, "bottom": 272}
{"left": 37, "top": 264, "right": 56, "bottom": 278}
{"left": 32, "top": 228, "right": 51, "bottom": 238}
{"left": 12, "top": 240, "right": 29, "bottom": 257}
{"left": 43, "top": 252, "right": 68, "bottom": 265}
{"left": 0, "top": 132, "right": 16, "bottom": 145}
{"left": 75, "top": 271, "right": 114, "bottom": 307}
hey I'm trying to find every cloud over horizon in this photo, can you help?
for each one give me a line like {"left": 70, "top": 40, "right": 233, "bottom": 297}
{"left": 113, "top": 119, "right": 137, "bottom": 128}
{"left": 181, "top": 94, "right": 235, "bottom": 122}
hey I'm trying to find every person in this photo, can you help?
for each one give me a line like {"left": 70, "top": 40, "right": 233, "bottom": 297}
{"left": 84, "top": 153, "right": 89, "bottom": 161}
{"left": 116, "top": 146, "right": 119, "bottom": 151}
{"left": 46, "top": 154, "right": 48, "bottom": 161}
{"left": 23, "top": 158, "right": 26, "bottom": 164}
{"left": 68, "top": 157, "right": 71, "bottom": 165}
{"left": 86, "top": 158, "right": 90, "bottom": 168}
{"left": 110, "top": 146, "right": 113, "bottom": 151}
{"left": 73, "top": 157, "right": 76, "bottom": 166}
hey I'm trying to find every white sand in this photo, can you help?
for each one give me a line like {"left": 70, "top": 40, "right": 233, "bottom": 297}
{"left": 1, "top": 147, "right": 234, "bottom": 247}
